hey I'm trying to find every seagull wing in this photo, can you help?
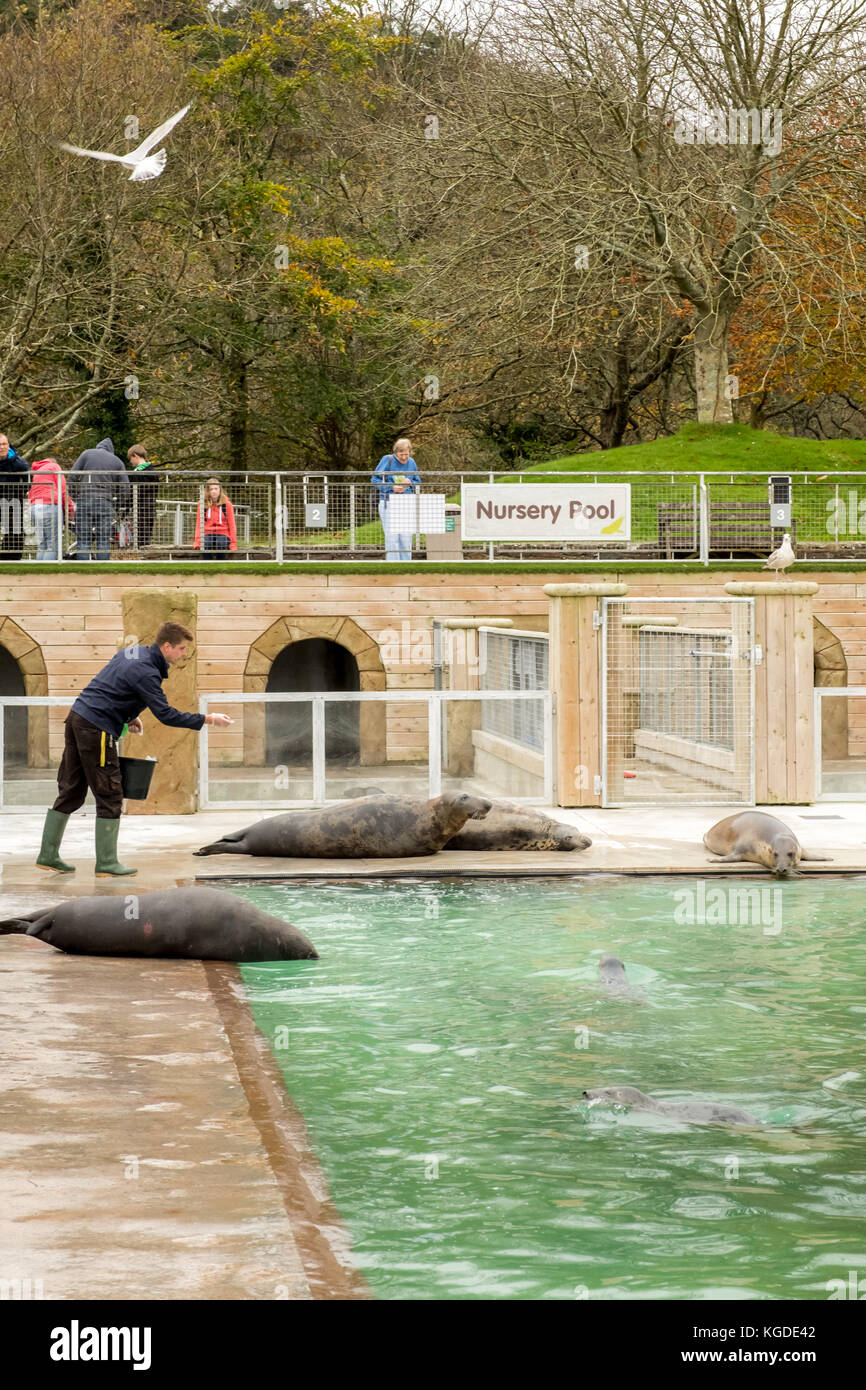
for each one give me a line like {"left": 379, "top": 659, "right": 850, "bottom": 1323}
{"left": 58, "top": 141, "right": 131, "bottom": 165}
{"left": 764, "top": 546, "right": 781, "bottom": 566}
{"left": 132, "top": 104, "right": 190, "bottom": 158}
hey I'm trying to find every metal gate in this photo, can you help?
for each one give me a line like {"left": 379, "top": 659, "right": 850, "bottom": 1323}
{"left": 601, "top": 597, "right": 756, "bottom": 806}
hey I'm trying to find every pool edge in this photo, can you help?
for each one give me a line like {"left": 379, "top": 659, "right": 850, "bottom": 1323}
{"left": 203, "top": 961, "right": 372, "bottom": 1302}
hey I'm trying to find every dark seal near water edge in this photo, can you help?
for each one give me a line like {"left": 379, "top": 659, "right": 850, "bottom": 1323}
{"left": 0, "top": 886, "right": 318, "bottom": 961}
{"left": 339, "top": 788, "right": 591, "bottom": 852}
{"left": 194, "top": 792, "right": 492, "bottom": 859}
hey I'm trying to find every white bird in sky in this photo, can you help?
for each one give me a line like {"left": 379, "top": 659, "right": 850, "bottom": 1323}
{"left": 763, "top": 533, "right": 795, "bottom": 571}
{"left": 58, "top": 104, "right": 190, "bottom": 181}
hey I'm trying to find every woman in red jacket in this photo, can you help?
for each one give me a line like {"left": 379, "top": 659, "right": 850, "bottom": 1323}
{"left": 194, "top": 477, "right": 237, "bottom": 557}
{"left": 28, "top": 458, "right": 69, "bottom": 561}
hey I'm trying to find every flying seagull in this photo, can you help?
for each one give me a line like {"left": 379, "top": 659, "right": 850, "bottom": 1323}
{"left": 59, "top": 104, "right": 190, "bottom": 181}
{"left": 763, "top": 533, "right": 795, "bottom": 571}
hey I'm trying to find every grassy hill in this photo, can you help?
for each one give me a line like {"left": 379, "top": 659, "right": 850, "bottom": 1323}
{"left": 527, "top": 422, "right": 866, "bottom": 475}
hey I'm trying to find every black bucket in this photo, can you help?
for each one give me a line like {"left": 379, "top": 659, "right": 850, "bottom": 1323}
{"left": 119, "top": 756, "right": 157, "bottom": 800}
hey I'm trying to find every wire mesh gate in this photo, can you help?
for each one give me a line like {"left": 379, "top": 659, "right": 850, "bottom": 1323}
{"left": 601, "top": 597, "right": 756, "bottom": 806}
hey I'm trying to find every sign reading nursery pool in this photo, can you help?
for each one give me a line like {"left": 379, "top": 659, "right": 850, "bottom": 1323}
{"left": 461, "top": 484, "right": 631, "bottom": 541}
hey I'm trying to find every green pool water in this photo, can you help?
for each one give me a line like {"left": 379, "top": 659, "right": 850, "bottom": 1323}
{"left": 235, "top": 877, "right": 866, "bottom": 1301}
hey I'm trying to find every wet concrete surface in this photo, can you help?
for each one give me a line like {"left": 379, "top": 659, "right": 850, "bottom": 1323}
{"left": 2, "top": 802, "right": 864, "bottom": 1301}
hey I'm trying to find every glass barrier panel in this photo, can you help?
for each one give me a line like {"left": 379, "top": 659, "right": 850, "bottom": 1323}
{"left": 204, "top": 698, "right": 313, "bottom": 805}
{"left": 819, "top": 694, "right": 866, "bottom": 797}
{"left": 440, "top": 694, "right": 547, "bottom": 802}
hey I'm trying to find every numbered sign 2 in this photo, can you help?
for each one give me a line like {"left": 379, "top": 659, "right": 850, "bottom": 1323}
{"left": 305, "top": 503, "right": 327, "bottom": 527}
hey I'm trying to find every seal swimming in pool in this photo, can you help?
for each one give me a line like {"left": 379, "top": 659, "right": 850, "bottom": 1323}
{"left": 0, "top": 887, "right": 318, "bottom": 961}
{"left": 194, "top": 792, "right": 492, "bottom": 859}
{"left": 597, "top": 954, "right": 645, "bottom": 1000}
{"left": 339, "top": 789, "right": 591, "bottom": 852}
{"left": 703, "top": 811, "right": 832, "bottom": 878}
{"left": 583, "top": 1086, "right": 759, "bottom": 1126}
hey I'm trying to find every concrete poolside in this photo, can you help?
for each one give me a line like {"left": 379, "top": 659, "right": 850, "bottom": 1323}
{"left": 1, "top": 803, "right": 865, "bottom": 893}
{"left": 2, "top": 802, "right": 865, "bottom": 1303}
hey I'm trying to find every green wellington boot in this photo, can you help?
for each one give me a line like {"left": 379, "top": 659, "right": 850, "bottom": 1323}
{"left": 94, "top": 817, "right": 138, "bottom": 877}
{"left": 36, "top": 808, "right": 76, "bottom": 873}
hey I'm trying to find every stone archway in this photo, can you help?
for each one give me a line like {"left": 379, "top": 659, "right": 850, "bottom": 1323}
{"left": 814, "top": 617, "right": 848, "bottom": 759}
{"left": 243, "top": 617, "right": 386, "bottom": 768}
{"left": 0, "top": 617, "right": 49, "bottom": 767}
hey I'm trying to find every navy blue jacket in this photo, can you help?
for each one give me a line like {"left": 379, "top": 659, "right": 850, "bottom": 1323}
{"left": 72, "top": 643, "right": 205, "bottom": 739}
{"left": 0, "top": 446, "right": 30, "bottom": 489}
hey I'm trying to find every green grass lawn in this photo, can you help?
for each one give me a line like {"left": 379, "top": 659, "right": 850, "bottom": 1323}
{"left": 321, "top": 426, "right": 866, "bottom": 549}
{"left": 526, "top": 421, "right": 866, "bottom": 475}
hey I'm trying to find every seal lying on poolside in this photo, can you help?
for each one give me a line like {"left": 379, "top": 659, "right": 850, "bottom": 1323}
{"left": 339, "top": 788, "right": 590, "bottom": 852}
{"left": 446, "top": 800, "right": 591, "bottom": 852}
{"left": 0, "top": 887, "right": 318, "bottom": 961}
{"left": 194, "top": 792, "right": 492, "bottom": 859}
{"left": 583, "top": 1086, "right": 759, "bottom": 1126}
{"left": 703, "top": 811, "right": 832, "bottom": 878}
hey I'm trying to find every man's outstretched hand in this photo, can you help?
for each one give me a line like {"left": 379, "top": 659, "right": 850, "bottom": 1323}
{"left": 206, "top": 713, "right": 234, "bottom": 727}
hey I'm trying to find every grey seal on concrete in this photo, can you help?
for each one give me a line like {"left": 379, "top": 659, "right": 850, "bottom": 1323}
{"left": 194, "top": 792, "right": 492, "bottom": 859}
{"left": 597, "top": 954, "right": 645, "bottom": 1000}
{"left": 446, "top": 801, "right": 591, "bottom": 852}
{"left": 583, "top": 1086, "right": 759, "bottom": 1126}
{"left": 339, "top": 788, "right": 590, "bottom": 852}
{"left": 703, "top": 811, "right": 832, "bottom": 878}
{"left": 0, "top": 887, "right": 318, "bottom": 961}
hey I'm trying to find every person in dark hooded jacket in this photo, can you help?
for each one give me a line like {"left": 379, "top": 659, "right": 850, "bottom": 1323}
{"left": 0, "top": 433, "right": 30, "bottom": 560}
{"left": 70, "top": 437, "right": 131, "bottom": 561}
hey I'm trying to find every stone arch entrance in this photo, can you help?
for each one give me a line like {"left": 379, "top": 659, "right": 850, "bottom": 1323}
{"left": 0, "top": 617, "right": 49, "bottom": 768}
{"left": 244, "top": 617, "right": 385, "bottom": 768}
{"left": 266, "top": 638, "right": 360, "bottom": 763}
{"left": 814, "top": 617, "right": 848, "bottom": 759}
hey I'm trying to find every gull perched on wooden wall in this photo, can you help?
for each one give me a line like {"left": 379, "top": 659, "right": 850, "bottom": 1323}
{"left": 763, "top": 533, "right": 795, "bottom": 571}
{"left": 58, "top": 105, "right": 190, "bottom": 181}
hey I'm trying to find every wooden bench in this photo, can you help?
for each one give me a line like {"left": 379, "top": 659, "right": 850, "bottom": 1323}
{"left": 658, "top": 502, "right": 797, "bottom": 559}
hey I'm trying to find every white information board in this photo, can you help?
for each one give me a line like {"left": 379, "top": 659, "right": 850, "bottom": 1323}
{"left": 387, "top": 493, "right": 447, "bottom": 534}
{"left": 461, "top": 484, "right": 630, "bottom": 541}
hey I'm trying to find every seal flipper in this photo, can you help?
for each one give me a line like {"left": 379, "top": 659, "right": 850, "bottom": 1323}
{"left": 193, "top": 831, "right": 248, "bottom": 857}
{"left": 0, "top": 909, "right": 52, "bottom": 936}
{"left": 799, "top": 849, "right": 832, "bottom": 862}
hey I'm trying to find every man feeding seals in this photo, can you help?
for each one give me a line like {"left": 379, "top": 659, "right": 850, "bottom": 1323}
{"left": 36, "top": 621, "right": 233, "bottom": 879}
{"left": 0, "top": 887, "right": 318, "bottom": 961}
{"left": 194, "top": 792, "right": 491, "bottom": 859}
{"left": 704, "top": 811, "right": 832, "bottom": 878}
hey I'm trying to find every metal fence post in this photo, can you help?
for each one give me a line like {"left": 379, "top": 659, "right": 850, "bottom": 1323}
{"left": 275, "top": 475, "right": 283, "bottom": 565}
{"left": 349, "top": 483, "right": 356, "bottom": 551}
{"left": 428, "top": 695, "right": 442, "bottom": 797}
{"left": 699, "top": 474, "right": 709, "bottom": 566}
{"left": 312, "top": 698, "right": 326, "bottom": 804}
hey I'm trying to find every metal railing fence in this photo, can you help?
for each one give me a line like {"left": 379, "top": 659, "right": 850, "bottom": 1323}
{"left": 4, "top": 468, "right": 866, "bottom": 562}
{"left": 198, "top": 690, "right": 555, "bottom": 810}
{"left": 479, "top": 627, "right": 550, "bottom": 752}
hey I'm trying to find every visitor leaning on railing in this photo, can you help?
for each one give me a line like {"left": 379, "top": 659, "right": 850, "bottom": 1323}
{"left": 28, "top": 457, "right": 69, "bottom": 561}
{"left": 371, "top": 437, "right": 422, "bottom": 561}
{"left": 70, "top": 437, "right": 131, "bottom": 562}
{"left": 194, "top": 477, "right": 237, "bottom": 557}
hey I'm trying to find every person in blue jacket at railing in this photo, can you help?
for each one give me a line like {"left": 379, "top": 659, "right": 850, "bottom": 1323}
{"left": 371, "top": 437, "right": 421, "bottom": 561}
